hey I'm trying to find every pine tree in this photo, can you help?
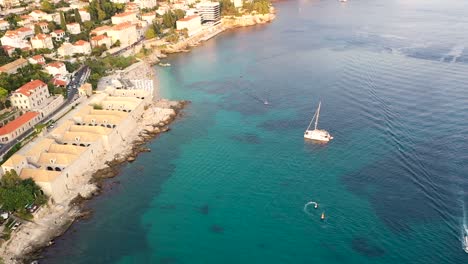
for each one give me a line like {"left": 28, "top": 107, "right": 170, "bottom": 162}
{"left": 74, "top": 8, "right": 82, "bottom": 24}
{"left": 60, "top": 11, "right": 66, "bottom": 30}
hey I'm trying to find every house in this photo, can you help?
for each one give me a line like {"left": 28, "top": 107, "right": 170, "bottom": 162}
{"left": 66, "top": 23, "right": 81, "bottom": 35}
{"left": 78, "top": 9, "right": 91, "bottom": 22}
{"left": 43, "top": 13, "right": 61, "bottom": 24}
{"left": 45, "top": 61, "right": 68, "bottom": 76}
{"left": 51, "top": 29, "right": 66, "bottom": 41}
{"left": 90, "top": 25, "right": 112, "bottom": 36}
{"left": 35, "top": 22, "right": 50, "bottom": 33}
{"left": 134, "top": 0, "right": 157, "bottom": 9}
{"left": 111, "top": 11, "right": 138, "bottom": 25}
{"left": 73, "top": 40, "right": 91, "bottom": 55}
{"left": 0, "top": 28, "right": 32, "bottom": 49}
{"left": 0, "top": 58, "right": 28, "bottom": 74}
{"left": 90, "top": 34, "right": 112, "bottom": 49}
{"left": 141, "top": 12, "right": 156, "bottom": 24}
{"left": 108, "top": 22, "right": 138, "bottom": 48}
{"left": 0, "top": 20, "right": 9, "bottom": 31}
{"left": 18, "top": 15, "right": 32, "bottom": 27}
{"left": 2, "top": 45, "right": 15, "bottom": 57}
{"left": 51, "top": 77, "right": 68, "bottom": 87}
{"left": 29, "top": 10, "right": 48, "bottom": 22}
{"left": 29, "top": 55, "right": 46, "bottom": 65}
{"left": 0, "top": 112, "right": 41, "bottom": 143}
{"left": 176, "top": 15, "right": 202, "bottom": 36}
{"left": 11, "top": 80, "right": 50, "bottom": 110}
{"left": 30, "top": 34, "right": 54, "bottom": 50}
{"left": 57, "top": 42, "right": 74, "bottom": 57}
{"left": 156, "top": 5, "right": 170, "bottom": 15}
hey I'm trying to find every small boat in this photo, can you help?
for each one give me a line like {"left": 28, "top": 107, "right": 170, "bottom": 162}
{"left": 321, "top": 212, "right": 325, "bottom": 220}
{"left": 263, "top": 100, "right": 269, "bottom": 105}
{"left": 304, "top": 101, "right": 333, "bottom": 142}
{"left": 159, "top": 63, "right": 171, "bottom": 67}
{"left": 464, "top": 235, "right": 468, "bottom": 253}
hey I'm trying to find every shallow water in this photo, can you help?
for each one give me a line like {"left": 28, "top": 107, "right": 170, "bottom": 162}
{"left": 43, "top": 0, "right": 468, "bottom": 263}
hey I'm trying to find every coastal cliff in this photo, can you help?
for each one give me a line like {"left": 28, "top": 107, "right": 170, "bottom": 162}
{"left": 222, "top": 10, "right": 276, "bottom": 29}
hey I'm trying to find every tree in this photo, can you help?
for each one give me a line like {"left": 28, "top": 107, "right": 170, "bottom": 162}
{"left": 59, "top": 11, "right": 66, "bottom": 30}
{"left": 1, "top": 170, "right": 20, "bottom": 188}
{"left": 5, "top": 14, "right": 20, "bottom": 28}
{"left": 47, "top": 21, "right": 57, "bottom": 31}
{"left": 144, "top": 27, "right": 156, "bottom": 39}
{"left": 34, "top": 24, "right": 42, "bottom": 35}
{"left": 111, "top": 40, "right": 121, "bottom": 48}
{"left": 74, "top": 8, "right": 82, "bottom": 24}
{"left": 0, "top": 87, "right": 8, "bottom": 109}
{"left": 40, "top": 0, "right": 55, "bottom": 13}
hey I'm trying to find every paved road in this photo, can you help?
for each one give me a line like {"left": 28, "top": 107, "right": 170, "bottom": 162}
{"left": 0, "top": 66, "right": 91, "bottom": 158}
{"left": 111, "top": 37, "right": 145, "bottom": 56}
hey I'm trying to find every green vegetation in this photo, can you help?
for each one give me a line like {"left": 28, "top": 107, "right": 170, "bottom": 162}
{"left": 0, "top": 64, "right": 53, "bottom": 94}
{"left": 5, "top": 14, "right": 20, "bottom": 29}
{"left": 220, "top": 0, "right": 239, "bottom": 16}
{"left": 60, "top": 11, "right": 66, "bottom": 30}
{"left": 34, "top": 24, "right": 42, "bottom": 35}
{"left": 88, "top": 0, "right": 124, "bottom": 23}
{"left": 0, "top": 49, "right": 13, "bottom": 65}
{"left": 243, "top": 0, "right": 271, "bottom": 14}
{"left": 40, "top": 0, "right": 56, "bottom": 13}
{"left": 74, "top": 8, "right": 82, "bottom": 24}
{"left": 162, "top": 9, "right": 186, "bottom": 29}
{"left": 0, "top": 87, "right": 8, "bottom": 110}
{"left": 92, "top": 103, "right": 103, "bottom": 110}
{"left": 91, "top": 44, "right": 108, "bottom": 57}
{"left": 0, "top": 170, "right": 47, "bottom": 215}
{"left": 84, "top": 56, "right": 137, "bottom": 89}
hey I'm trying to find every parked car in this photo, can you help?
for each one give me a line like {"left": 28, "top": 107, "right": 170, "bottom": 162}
{"left": 11, "top": 222, "right": 21, "bottom": 230}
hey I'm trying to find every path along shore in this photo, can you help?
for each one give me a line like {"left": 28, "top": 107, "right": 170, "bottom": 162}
{"left": 0, "top": 9, "right": 276, "bottom": 264}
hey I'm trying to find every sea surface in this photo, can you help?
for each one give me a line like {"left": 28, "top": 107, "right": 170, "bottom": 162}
{"left": 42, "top": 0, "right": 468, "bottom": 263}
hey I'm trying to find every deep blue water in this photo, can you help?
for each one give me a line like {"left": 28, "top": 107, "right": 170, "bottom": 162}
{"left": 42, "top": 0, "right": 468, "bottom": 263}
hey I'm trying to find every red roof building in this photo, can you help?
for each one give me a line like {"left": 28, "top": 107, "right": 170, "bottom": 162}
{"left": 0, "top": 112, "right": 41, "bottom": 143}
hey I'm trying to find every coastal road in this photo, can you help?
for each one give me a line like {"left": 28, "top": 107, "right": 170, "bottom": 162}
{"left": 0, "top": 66, "right": 90, "bottom": 158}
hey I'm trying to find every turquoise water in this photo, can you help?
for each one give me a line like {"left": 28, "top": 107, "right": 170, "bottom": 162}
{"left": 43, "top": 1, "right": 468, "bottom": 263}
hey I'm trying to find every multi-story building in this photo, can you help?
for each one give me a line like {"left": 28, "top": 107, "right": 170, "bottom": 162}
{"left": 176, "top": 15, "right": 202, "bottom": 36}
{"left": 0, "top": 0, "right": 21, "bottom": 9}
{"left": 0, "top": 27, "right": 33, "bottom": 49}
{"left": 108, "top": 22, "right": 138, "bottom": 47}
{"left": 45, "top": 61, "right": 68, "bottom": 77}
{"left": 31, "top": 34, "right": 54, "bottom": 50}
{"left": 0, "top": 58, "right": 28, "bottom": 74}
{"left": 141, "top": 12, "right": 156, "bottom": 24}
{"left": 66, "top": 23, "right": 81, "bottom": 35}
{"left": 29, "top": 10, "right": 48, "bottom": 21}
{"left": 11, "top": 79, "right": 50, "bottom": 110}
{"left": 90, "top": 25, "right": 112, "bottom": 36}
{"left": 57, "top": 42, "right": 74, "bottom": 57}
{"left": 197, "top": 1, "right": 220, "bottom": 23}
{"left": 29, "top": 54, "right": 46, "bottom": 65}
{"left": 0, "top": 112, "right": 41, "bottom": 143}
{"left": 111, "top": 11, "right": 138, "bottom": 25}
{"left": 35, "top": 22, "right": 50, "bottom": 33}
{"left": 51, "top": 29, "right": 66, "bottom": 41}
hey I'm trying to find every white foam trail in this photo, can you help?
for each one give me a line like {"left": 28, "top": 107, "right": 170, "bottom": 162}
{"left": 303, "top": 201, "right": 319, "bottom": 216}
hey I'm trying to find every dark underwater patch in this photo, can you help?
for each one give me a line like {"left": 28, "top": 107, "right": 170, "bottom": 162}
{"left": 231, "top": 133, "right": 261, "bottom": 144}
{"left": 210, "top": 224, "right": 224, "bottom": 234}
{"left": 199, "top": 205, "right": 210, "bottom": 215}
{"left": 351, "top": 237, "right": 385, "bottom": 257}
{"left": 259, "top": 118, "right": 305, "bottom": 132}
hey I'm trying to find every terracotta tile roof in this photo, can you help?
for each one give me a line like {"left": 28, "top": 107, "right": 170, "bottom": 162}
{"left": 36, "top": 22, "right": 48, "bottom": 26}
{"left": 74, "top": 40, "right": 89, "bottom": 46}
{"left": 67, "top": 22, "right": 79, "bottom": 26}
{"left": 91, "top": 35, "right": 108, "bottom": 41}
{"left": 31, "top": 10, "right": 46, "bottom": 14}
{"left": 142, "top": 12, "right": 156, "bottom": 17}
{"left": 31, "top": 55, "right": 45, "bottom": 62}
{"left": 0, "top": 112, "right": 39, "bottom": 135}
{"left": 113, "top": 11, "right": 135, "bottom": 18}
{"left": 17, "top": 27, "right": 32, "bottom": 32}
{"left": 52, "top": 78, "right": 67, "bottom": 86}
{"left": 46, "top": 61, "right": 65, "bottom": 68}
{"left": 112, "top": 21, "right": 133, "bottom": 31}
{"left": 32, "top": 33, "right": 50, "bottom": 40}
{"left": 20, "top": 15, "right": 32, "bottom": 20}
{"left": 15, "top": 80, "right": 47, "bottom": 96}
{"left": 0, "top": 58, "right": 28, "bottom": 73}
{"left": 53, "top": 29, "right": 65, "bottom": 34}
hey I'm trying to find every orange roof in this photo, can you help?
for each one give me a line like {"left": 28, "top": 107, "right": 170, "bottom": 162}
{"left": 32, "top": 33, "right": 50, "bottom": 40}
{"left": 15, "top": 80, "right": 47, "bottom": 96}
{"left": 142, "top": 12, "right": 156, "bottom": 17}
{"left": 17, "top": 27, "right": 32, "bottom": 32}
{"left": 0, "top": 112, "right": 39, "bottom": 135}
{"left": 52, "top": 78, "right": 67, "bottom": 86}
{"left": 67, "top": 22, "right": 79, "bottom": 26}
{"left": 91, "top": 35, "right": 108, "bottom": 41}
{"left": 178, "top": 15, "right": 200, "bottom": 22}
{"left": 36, "top": 22, "right": 48, "bottom": 26}
{"left": 112, "top": 21, "right": 133, "bottom": 31}
{"left": 32, "top": 55, "right": 44, "bottom": 60}
{"left": 20, "top": 15, "right": 31, "bottom": 19}
{"left": 31, "top": 10, "right": 46, "bottom": 14}
{"left": 46, "top": 61, "right": 64, "bottom": 68}
{"left": 113, "top": 11, "right": 135, "bottom": 17}
{"left": 53, "top": 29, "right": 65, "bottom": 34}
{"left": 74, "top": 40, "right": 89, "bottom": 46}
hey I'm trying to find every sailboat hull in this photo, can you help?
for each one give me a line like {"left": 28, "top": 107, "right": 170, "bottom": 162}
{"left": 304, "top": 129, "right": 333, "bottom": 142}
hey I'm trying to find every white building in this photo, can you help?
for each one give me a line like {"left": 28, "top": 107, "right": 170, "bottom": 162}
{"left": 108, "top": 22, "right": 138, "bottom": 47}
{"left": 134, "top": 0, "right": 157, "bottom": 10}
{"left": 110, "top": 0, "right": 129, "bottom": 3}
{"left": 66, "top": 23, "right": 81, "bottom": 35}
{"left": 140, "top": 12, "right": 156, "bottom": 24}
{"left": 29, "top": 10, "right": 47, "bottom": 21}
{"left": 57, "top": 42, "right": 74, "bottom": 57}
{"left": 35, "top": 22, "right": 49, "bottom": 33}
{"left": 111, "top": 11, "right": 138, "bottom": 25}
{"left": 11, "top": 79, "right": 50, "bottom": 110}
{"left": 176, "top": 15, "right": 202, "bottom": 36}
{"left": 233, "top": 0, "right": 242, "bottom": 8}
{"left": 29, "top": 55, "right": 46, "bottom": 65}
{"left": 0, "top": 27, "right": 33, "bottom": 49}
{"left": 30, "top": 34, "right": 54, "bottom": 50}
{"left": 78, "top": 9, "right": 91, "bottom": 22}
{"left": 73, "top": 40, "right": 91, "bottom": 55}
{"left": 51, "top": 29, "right": 66, "bottom": 41}
{"left": 0, "top": 20, "right": 9, "bottom": 30}
{"left": 45, "top": 61, "right": 68, "bottom": 77}
{"left": 197, "top": 1, "right": 220, "bottom": 22}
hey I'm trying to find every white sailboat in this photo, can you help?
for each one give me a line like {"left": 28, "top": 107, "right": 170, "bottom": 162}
{"left": 304, "top": 101, "right": 333, "bottom": 142}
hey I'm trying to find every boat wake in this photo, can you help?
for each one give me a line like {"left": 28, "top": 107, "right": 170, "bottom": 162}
{"left": 303, "top": 201, "right": 319, "bottom": 216}
{"left": 461, "top": 200, "right": 468, "bottom": 253}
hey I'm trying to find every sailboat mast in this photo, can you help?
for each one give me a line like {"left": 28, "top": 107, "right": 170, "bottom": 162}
{"left": 314, "top": 101, "right": 321, "bottom": 130}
